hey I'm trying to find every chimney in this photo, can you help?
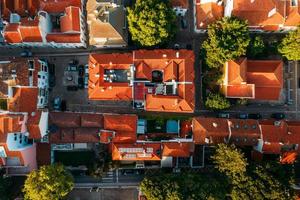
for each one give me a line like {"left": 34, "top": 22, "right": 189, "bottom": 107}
{"left": 212, "top": 122, "right": 218, "bottom": 128}
{"left": 176, "top": 51, "right": 179, "bottom": 58}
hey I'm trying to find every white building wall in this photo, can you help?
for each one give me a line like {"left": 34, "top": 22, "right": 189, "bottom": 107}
{"left": 6, "top": 132, "right": 32, "bottom": 151}
{"left": 37, "top": 60, "right": 49, "bottom": 108}
{"left": 38, "top": 11, "right": 52, "bottom": 43}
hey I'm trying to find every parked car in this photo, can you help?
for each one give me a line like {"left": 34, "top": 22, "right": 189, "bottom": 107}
{"left": 218, "top": 113, "right": 230, "bottom": 118}
{"left": 20, "top": 50, "right": 32, "bottom": 57}
{"left": 53, "top": 97, "right": 61, "bottom": 111}
{"left": 84, "top": 64, "right": 89, "bottom": 89}
{"left": 69, "top": 59, "right": 78, "bottom": 65}
{"left": 271, "top": 113, "right": 285, "bottom": 120}
{"left": 78, "top": 77, "right": 84, "bottom": 89}
{"left": 248, "top": 113, "right": 262, "bottom": 120}
{"left": 67, "top": 86, "right": 78, "bottom": 91}
{"left": 78, "top": 65, "right": 84, "bottom": 77}
{"left": 238, "top": 113, "right": 248, "bottom": 119}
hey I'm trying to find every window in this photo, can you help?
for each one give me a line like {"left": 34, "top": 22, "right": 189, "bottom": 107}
{"left": 38, "top": 74, "right": 41, "bottom": 78}
{"left": 291, "top": 0, "right": 298, "bottom": 6}
{"left": 14, "top": 133, "right": 17, "bottom": 141}
{"left": 44, "top": 65, "right": 48, "bottom": 72}
{"left": 0, "top": 147, "right": 7, "bottom": 157}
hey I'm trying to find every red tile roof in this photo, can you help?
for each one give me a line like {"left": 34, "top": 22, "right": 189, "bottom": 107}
{"left": 88, "top": 53, "right": 133, "bottom": 100}
{"left": 162, "top": 142, "right": 193, "bottom": 157}
{"left": 89, "top": 50, "right": 195, "bottom": 113}
{"left": 46, "top": 33, "right": 81, "bottom": 43}
{"left": 8, "top": 87, "right": 38, "bottom": 113}
{"left": 228, "top": 119, "right": 260, "bottom": 146}
{"left": 195, "top": 1, "right": 224, "bottom": 29}
{"left": 259, "top": 120, "right": 300, "bottom": 154}
{"left": 39, "top": 0, "right": 81, "bottom": 13}
{"left": 104, "top": 114, "right": 137, "bottom": 143}
{"left": 49, "top": 112, "right": 104, "bottom": 143}
{"left": 171, "top": 0, "right": 188, "bottom": 9}
{"left": 192, "top": 117, "right": 229, "bottom": 144}
{"left": 224, "top": 58, "right": 283, "bottom": 100}
{"left": 112, "top": 143, "right": 161, "bottom": 161}
{"left": 27, "top": 111, "right": 41, "bottom": 139}
{"left": 232, "top": 0, "right": 300, "bottom": 30}
{"left": 60, "top": 6, "right": 81, "bottom": 33}
{"left": 2, "top": 0, "right": 82, "bottom": 44}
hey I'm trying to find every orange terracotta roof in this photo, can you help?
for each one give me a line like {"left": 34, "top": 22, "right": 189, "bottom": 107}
{"left": 4, "top": 24, "right": 23, "bottom": 43}
{"left": 99, "top": 130, "right": 114, "bottom": 144}
{"left": 46, "top": 33, "right": 81, "bottom": 43}
{"left": 280, "top": 151, "right": 298, "bottom": 164}
{"left": 0, "top": 114, "right": 23, "bottom": 143}
{"left": 228, "top": 119, "right": 260, "bottom": 146}
{"left": 171, "top": 0, "right": 188, "bottom": 9}
{"left": 60, "top": 6, "right": 81, "bottom": 33}
{"left": 88, "top": 53, "right": 133, "bottom": 100}
{"left": 227, "top": 58, "right": 247, "bottom": 85}
{"left": 195, "top": 1, "right": 224, "bottom": 29}
{"left": 4, "top": 19, "right": 42, "bottom": 43}
{"left": 225, "top": 84, "right": 255, "bottom": 98}
{"left": 39, "top": 0, "right": 81, "bottom": 13}
{"left": 135, "top": 49, "right": 195, "bottom": 113}
{"left": 19, "top": 19, "right": 42, "bottom": 42}
{"left": 224, "top": 58, "right": 283, "bottom": 100}
{"left": 88, "top": 50, "right": 195, "bottom": 113}
{"left": 162, "top": 142, "right": 193, "bottom": 157}
{"left": 8, "top": 87, "right": 38, "bottom": 113}
{"left": 112, "top": 143, "right": 161, "bottom": 161}
{"left": 104, "top": 114, "right": 137, "bottom": 132}
{"left": 192, "top": 117, "right": 229, "bottom": 144}
{"left": 27, "top": 111, "right": 41, "bottom": 139}
{"left": 49, "top": 112, "right": 104, "bottom": 143}
{"left": 232, "top": 0, "right": 300, "bottom": 30}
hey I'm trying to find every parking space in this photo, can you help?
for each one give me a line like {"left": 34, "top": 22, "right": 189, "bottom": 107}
{"left": 47, "top": 56, "right": 135, "bottom": 114}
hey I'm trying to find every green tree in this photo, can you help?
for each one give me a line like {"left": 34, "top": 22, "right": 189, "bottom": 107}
{"left": 0, "top": 175, "right": 12, "bottom": 200}
{"left": 211, "top": 144, "right": 247, "bottom": 182}
{"left": 23, "top": 164, "right": 74, "bottom": 200}
{"left": 202, "top": 17, "right": 250, "bottom": 68}
{"left": 278, "top": 27, "right": 300, "bottom": 60}
{"left": 127, "top": 0, "right": 176, "bottom": 47}
{"left": 205, "top": 93, "right": 231, "bottom": 110}
{"left": 247, "top": 36, "right": 265, "bottom": 58}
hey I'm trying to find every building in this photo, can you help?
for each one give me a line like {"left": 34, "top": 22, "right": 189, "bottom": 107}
{"left": 194, "top": 0, "right": 300, "bottom": 32}
{"left": 193, "top": 117, "right": 300, "bottom": 163}
{"left": 171, "top": 0, "right": 189, "bottom": 16}
{"left": 0, "top": 58, "right": 49, "bottom": 108}
{"left": 88, "top": 49, "right": 195, "bottom": 113}
{"left": 221, "top": 58, "right": 283, "bottom": 101}
{"left": 1, "top": 0, "right": 86, "bottom": 47}
{"left": 48, "top": 112, "right": 197, "bottom": 168}
{"left": 194, "top": 0, "right": 224, "bottom": 32}
{"left": 86, "top": 0, "right": 127, "bottom": 47}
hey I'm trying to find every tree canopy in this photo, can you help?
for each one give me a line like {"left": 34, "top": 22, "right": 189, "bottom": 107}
{"left": 202, "top": 17, "right": 250, "bottom": 68}
{"left": 127, "top": 0, "right": 176, "bottom": 47}
{"left": 140, "top": 172, "right": 228, "bottom": 200}
{"left": 205, "top": 93, "right": 231, "bottom": 110}
{"left": 211, "top": 144, "right": 247, "bottom": 182}
{"left": 278, "top": 27, "right": 300, "bottom": 60}
{"left": 211, "top": 144, "right": 296, "bottom": 200}
{"left": 247, "top": 36, "right": 265, "bottom": 58}
{"left": 23, "top": 164, "right": 74, "bottom": 200}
